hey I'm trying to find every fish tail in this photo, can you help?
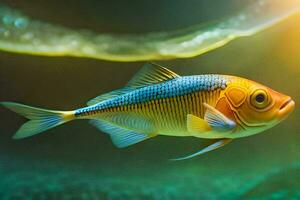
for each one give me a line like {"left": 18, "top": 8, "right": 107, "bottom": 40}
{"left": 1, "top": 102, "right": 74, "bottom": 139}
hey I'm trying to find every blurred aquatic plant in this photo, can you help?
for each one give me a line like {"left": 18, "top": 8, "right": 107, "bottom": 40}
{"left": 1, "top": 158, "right": 300, "bottom": 199}
{"left": 0, "top": 0, "right": 300, "bottom": 62}
{"left": 239, "top": 163, "right": 300, "bottom": 199}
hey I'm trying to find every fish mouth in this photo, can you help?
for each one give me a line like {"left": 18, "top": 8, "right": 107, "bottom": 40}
{"left": 278, "top": 98, "right": 295, "bottom": 119}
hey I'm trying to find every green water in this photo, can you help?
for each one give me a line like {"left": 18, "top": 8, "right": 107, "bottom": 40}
{"left": 0, "top": 1, "right": 299, "bottom": 199}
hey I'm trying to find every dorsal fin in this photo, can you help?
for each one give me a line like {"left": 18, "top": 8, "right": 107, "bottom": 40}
{"left": 87, "top": 87, "right": 133, "bottom": 106}
{"left": 87, "top": 63, "right": 179, "bottom": 106}
{"left": 127, "top": 63, "right": 180, "bottom": 88}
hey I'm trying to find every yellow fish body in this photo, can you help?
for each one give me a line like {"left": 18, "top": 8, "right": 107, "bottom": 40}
{"left": 1, "top": 63, "right": 295, "bottom": 160}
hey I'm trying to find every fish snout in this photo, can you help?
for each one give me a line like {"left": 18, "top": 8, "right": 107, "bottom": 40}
{"left": 277, "top": 96, "right": 295, "bottom": 120}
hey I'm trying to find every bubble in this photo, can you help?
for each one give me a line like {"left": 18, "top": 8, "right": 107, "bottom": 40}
{"left": 2, "top": 15, "right": 14, "bottom": 25}
{"left": 21, "top": 32, "right": 34, "bottom": 40}
{"left": 14, "top": 18, "right": 28, "bottom": 29}
{"left": 4, "top": 30, "right": 10, "bottom": 37}
{"left": 238, "top": 14, "right": 246, "bottom": 21}
{"left": 0, "top": 28, "right": 6, "bottom": 33}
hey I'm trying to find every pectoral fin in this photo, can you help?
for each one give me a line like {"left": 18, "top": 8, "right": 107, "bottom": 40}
{"left": 170, "top": 138, "right": 233, "bottom": 161}
{"left": 204, "top": 103, "right": 236, "bottom": 132}
{"left": 187, "top": 114, "right": 211, "bottom": 133}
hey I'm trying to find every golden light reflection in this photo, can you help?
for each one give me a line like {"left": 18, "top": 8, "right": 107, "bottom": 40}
{"left": 275, "top": 14, "right": 300, "bottom": 72}
{"left": 0, "top": 0, "right": 300, "bottom": 62}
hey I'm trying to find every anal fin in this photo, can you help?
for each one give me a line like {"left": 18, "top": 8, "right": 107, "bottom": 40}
{"left": 90, "top": 119, "right": 155, "bottom": 148}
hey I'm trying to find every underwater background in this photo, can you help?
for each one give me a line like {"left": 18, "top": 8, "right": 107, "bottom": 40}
{"left": 0, "top": 0, "right": 299, "bottom": 199}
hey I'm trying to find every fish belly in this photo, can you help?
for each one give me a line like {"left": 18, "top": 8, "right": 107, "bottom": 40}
{"left": 99, "top": 90, "right": 221, "bottom": 137}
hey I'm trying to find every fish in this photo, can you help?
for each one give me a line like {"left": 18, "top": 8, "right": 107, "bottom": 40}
{"left": 0, "top": 63, "right": 295, "bottom": 160}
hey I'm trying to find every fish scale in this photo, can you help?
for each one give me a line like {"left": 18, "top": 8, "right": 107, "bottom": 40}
{"left": 122, "top": 76, "right": 220, "bottom": 106}
{"left": 76, "top": 75, "right": 229, "bottom": 117}
{"left": 73, "top": 75, "right": 229, "bottom": 136}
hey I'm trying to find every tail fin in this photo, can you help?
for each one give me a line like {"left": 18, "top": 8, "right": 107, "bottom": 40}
{"left": 1, "top": 102, "right": 74, "bottom": 139}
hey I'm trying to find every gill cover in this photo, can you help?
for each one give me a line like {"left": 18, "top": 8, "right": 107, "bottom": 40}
{"left": 225, "top": 86, "right": 248, "bottom": 108}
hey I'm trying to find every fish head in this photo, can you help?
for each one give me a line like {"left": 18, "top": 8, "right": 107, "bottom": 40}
{"left": 221, "top": 77, "right": 295, "bottom": 137}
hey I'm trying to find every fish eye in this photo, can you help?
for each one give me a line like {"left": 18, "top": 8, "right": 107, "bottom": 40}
{"left": 250, "top": 89, "right": 270, "bottom": 109}
{"left": 255, "top": 93, "right": 265, "bottom": 103}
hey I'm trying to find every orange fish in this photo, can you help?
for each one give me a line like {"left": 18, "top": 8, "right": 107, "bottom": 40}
{"left": 0, "top": 63, "right": 295, "bottom": 160}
